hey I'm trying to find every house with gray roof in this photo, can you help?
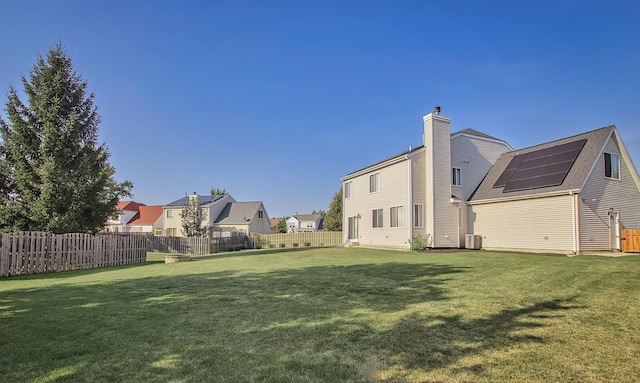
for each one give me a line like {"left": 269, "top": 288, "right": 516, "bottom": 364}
{"left": 341, "top": 108, "right": 640, "bottom": 254}
{"left": 162, "top": 194, "right": 271, "bottom": 237}
{"left": 213, "top": 201, "right": 271, "bottom": 236}
{"left": 286, "top": 214, "right": 324, "bottom": 233}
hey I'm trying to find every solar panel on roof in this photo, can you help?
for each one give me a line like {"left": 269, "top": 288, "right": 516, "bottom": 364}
{"left": 493, "top": 139, "right": 587, "bottom": 192}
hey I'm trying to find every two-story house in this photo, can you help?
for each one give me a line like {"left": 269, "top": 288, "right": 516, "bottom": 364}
{"left": 342, "top": 107, "right": 640, "bottom": 254}
{"left": 163, "top": 193, "right": 271, "bottom": 237}
{"left": 286, "top": 214, "right": 324, "bottom": 233}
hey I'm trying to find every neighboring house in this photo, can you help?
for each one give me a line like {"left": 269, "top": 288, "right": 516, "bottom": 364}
{"left": 163, "top": 194, "right": 235, "bottom": 237}
{"left": 341, "top": 107, "right": 640, "bottom": 254}
{"left": 269, "top": 218, "right": 279, "bottom": 233}
{"left": 127, "top": 205, "right": 164, "bottom": 234}
{"left": 213, "top": 201, "right": 271, "bottom": 236}
{"left": 162, "top": 194, "right": 271, "bottom": 237}
{"left": 105, "top": 201, "right": 146, "bottom": 232}
{"left": 286, "top": 214, "right": 324, "bottom": 233}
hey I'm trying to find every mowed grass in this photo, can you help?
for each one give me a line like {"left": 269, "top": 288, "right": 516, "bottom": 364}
{"left": 1, "top": 248, "right": 639, "bottom": 382}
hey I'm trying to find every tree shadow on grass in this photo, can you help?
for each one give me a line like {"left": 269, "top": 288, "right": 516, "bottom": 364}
{"left": 0, "top": 261, "right": 580, "bottom": 382}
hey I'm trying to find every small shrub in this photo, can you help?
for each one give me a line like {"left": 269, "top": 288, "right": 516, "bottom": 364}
{"left": 279, "top": 243, "right": 286, "bottom": 248}
{"left": 268, "top": 244, "right": 275, "bottom": 248}
{"left": 292, "top": 243, "right": 299, "bottom": 247}
{"left": 304, "top": 242, "right": 311, "bottom": 247}
{"left": 408, "top": 234, "right": 431, "bottom": 251}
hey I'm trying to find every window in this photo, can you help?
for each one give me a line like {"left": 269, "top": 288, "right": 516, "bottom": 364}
{"left": 390, "top": 206, "right": 404, "bottom": 228}
{"left": 258, "top": 210, "right": 264, "bottom": 219}
{"left": 452, "top": 167, "right": 461, "bottom": 186}
{"left": 306, "top": 222, "right": 313, "bottom": 228}
{"left": 345, "top": 181, "right": 352, "bottom": 198}
{"left": 414, "top": 204, "right": 423, "bottom": 228}
{"left": 166, "top": 209, "right": 173, "bottom": 218}
{"left": 369, "top": 172, "right": 380, "bottom": 193}
{"left": 604, "top": 152, "right": 620, "bottom": 180}
{"left": 372, "top": 208, "right": 383, "bottom": 228}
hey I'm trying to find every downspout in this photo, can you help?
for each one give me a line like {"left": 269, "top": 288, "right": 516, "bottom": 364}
{"left": 408, "top": 153, "right": 413, "bottom": 250}
{"left": 571, "top": 192, "right": 581, "bottom": 254}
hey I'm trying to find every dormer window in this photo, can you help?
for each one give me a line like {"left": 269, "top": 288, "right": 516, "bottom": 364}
{"left": 604, "top": 152, "right": 620, "bottom": 180}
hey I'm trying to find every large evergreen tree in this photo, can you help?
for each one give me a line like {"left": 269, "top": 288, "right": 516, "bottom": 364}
{"left": 0, "top": 44, "right": 132, "bottom": 233}
{"left": 324, "top": 187, "right": 342, "bottom": 231}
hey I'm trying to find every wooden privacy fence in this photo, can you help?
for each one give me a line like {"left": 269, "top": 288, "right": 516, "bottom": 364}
{"left": 252, "top": 231, "right": 343, "bottom": 248}
{"left": 146, "top": 235, "right": 209, "bottom": 255}
{"left": 621, "top": 229, "right": 640, "bottom": 253}
{"left": 0, "top": 232, "right": 147, "bottom": 277}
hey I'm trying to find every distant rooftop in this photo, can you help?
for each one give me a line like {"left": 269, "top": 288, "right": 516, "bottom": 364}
{"left": 166, "top": 194, "right": 226, "bottom": 207}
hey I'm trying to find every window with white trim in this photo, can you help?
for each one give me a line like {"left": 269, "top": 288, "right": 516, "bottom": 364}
{"left": 452, "top": 167, "right": 461, "bottom": 186}
{"left": 390, "top": 206, "right": 404, "bottom": 228}
{"left": 604, "top": 152, "right": 620, "bottom": 180}
{"left": 369, "top": 173, "right": 380, "bottom": 193}
{"left": 414, "top": 204, "right": 423, "bottom": 228}
{"left": 344, "top": 181, "right": 352, "bottom": 198}
{"left": 166, "top": 209, "right": 173, "bottom": 218}
{"left": 372, "top": 208, "right": 383, "bottom": 228}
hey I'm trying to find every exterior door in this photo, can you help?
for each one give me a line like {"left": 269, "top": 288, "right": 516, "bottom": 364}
{"left": 348, "top": 216, "right": 359, "bottom": 241}
{"left": 609, "top": 211, "right": 620, "bottom": 251}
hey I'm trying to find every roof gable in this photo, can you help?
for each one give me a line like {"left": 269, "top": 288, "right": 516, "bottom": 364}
{"left": 128, "top": 206, "right": 163, "bottom": 225}
{"left": 293, "top": 214, "right": 322, "bottom": 222}
{"left": 116, "top": 201, "right": 145, "bottom": 212}
{"left": 214, "top": 202, "right": 264, "bottom": 224}
{"left": 470, "top": 126, "right": 615, "bottom": 202}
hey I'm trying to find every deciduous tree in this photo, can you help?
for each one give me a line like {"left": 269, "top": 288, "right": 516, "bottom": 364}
{"left": 0, "top": 44, "right": 132, "bottom": 233}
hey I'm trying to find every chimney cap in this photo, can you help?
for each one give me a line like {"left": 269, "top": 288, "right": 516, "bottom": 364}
{"left": 434, "top": 106, "right": 441, "bottom": 115}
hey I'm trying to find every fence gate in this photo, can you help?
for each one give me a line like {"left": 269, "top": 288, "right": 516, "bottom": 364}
{"left": 621, "top": 229, "right": 640, "bottom": 253}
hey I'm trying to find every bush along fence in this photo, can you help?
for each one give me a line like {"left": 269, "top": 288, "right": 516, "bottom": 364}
{"left": 251, "top": 231, "right": 343, "bottom": 249}
{"left": 0, "top": 232, "right": 147, "bottom": 277}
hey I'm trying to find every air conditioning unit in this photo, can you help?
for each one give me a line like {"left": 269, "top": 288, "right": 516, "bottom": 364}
{"left": 465, "top": 234, "right": 482, "bottom": 250}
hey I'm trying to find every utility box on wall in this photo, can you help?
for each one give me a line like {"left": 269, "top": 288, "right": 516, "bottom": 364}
{"left": 465, "top": 234, "right": 482, "bottom": 250}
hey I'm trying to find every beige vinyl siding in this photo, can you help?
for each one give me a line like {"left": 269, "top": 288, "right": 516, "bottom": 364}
{"left": 451, "top": 135, "right": 511, "bottom": 247}
{"left": 342, "top": 158, "right": 411, "bottom": 248}
{"left": 163, "top": 208, "right": 183, "bottom": 236}
{"left": 579, "top": 137, "right": 640, "bottom": 251}
{"left": 451, "top": 135, "right": 512, "bottom": 200}
{"left": 469, "top": 195, "right": 574, "bottom": 252}
{"left": 411, "top": 149, "right": 427, "bottom": 236}
{"left": 425, "top": 115, "right": 458, "bottom": 247}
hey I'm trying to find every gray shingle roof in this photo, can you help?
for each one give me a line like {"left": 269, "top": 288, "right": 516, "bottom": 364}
{"left": 166, "top": 194, "right": 226, "bottom": 207}
{"left": 292, "top": 214, "right": 322, "bottom": 222}
{"left": 470, "top": 126, "right": 614, "bottom": 202}
{"left": 343, "top": 128, "right": 506, "bottom": 180}
{"left": 451, "top": 128, "right": 503, "bottom": 142}
{"left": 214, "top": 202, "right": 264, "bottom": 224}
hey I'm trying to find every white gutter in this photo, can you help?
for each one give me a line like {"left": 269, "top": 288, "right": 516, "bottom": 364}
{"left": 468, "top": 189, "right": 581, "bottom": 205}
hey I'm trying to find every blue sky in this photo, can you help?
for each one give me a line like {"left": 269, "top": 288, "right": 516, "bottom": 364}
{"left": 2, "top": 1, "right": 639, "bottom": 218}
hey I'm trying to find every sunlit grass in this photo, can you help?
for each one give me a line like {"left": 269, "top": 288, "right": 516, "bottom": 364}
{"left": 0, "top": 248, "right": 638, "bottom": 382}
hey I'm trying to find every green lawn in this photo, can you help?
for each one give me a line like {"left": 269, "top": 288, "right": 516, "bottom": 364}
{"left": 1, "top": 248, "right": 639, "bottom": 382}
